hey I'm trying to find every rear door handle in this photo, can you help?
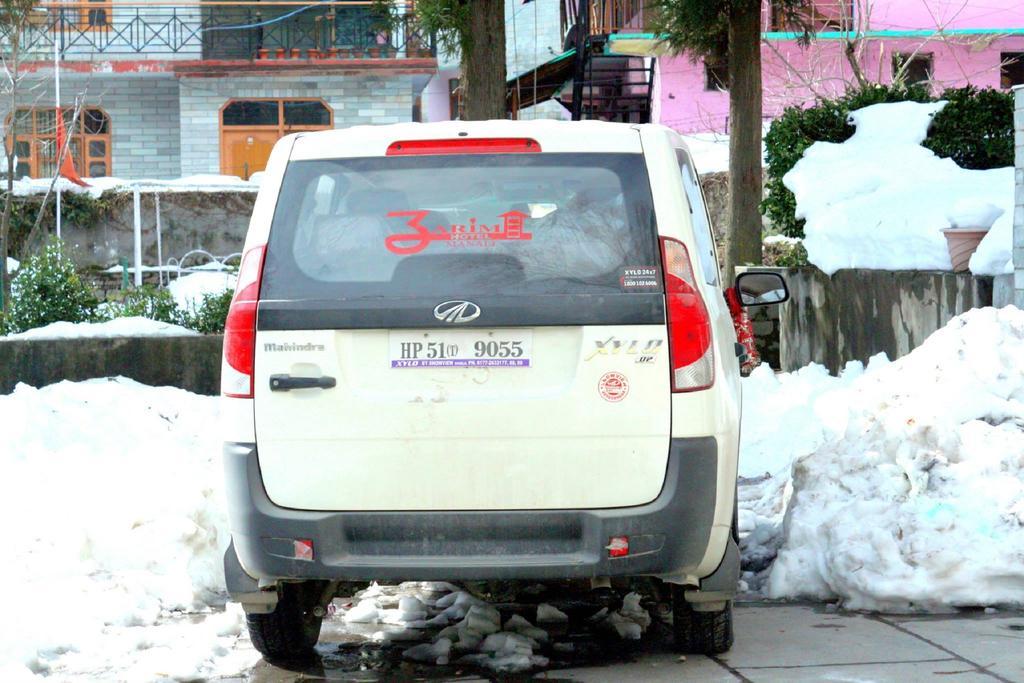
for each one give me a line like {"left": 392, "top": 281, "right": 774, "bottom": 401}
{"left": 269, "top": 374, "right": 337, "bottom": 391}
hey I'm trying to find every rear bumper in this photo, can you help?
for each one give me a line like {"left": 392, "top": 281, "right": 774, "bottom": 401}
{"left": 223, "top": 437, "right": 723, "bottom": 588}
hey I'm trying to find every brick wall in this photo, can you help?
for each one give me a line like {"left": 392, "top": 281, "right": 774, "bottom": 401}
{"left": 1015, "top": 87, "right": 1024, "bottom": 308}
{"left": 1, "top": 74, "right": 182, "bottom": 179}
{"left": 178, "top": 75, "right": 414, "bottom": 175}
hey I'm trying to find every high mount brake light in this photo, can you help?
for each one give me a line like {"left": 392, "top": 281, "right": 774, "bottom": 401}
{"left": 386, "top": 138, "right": 542, "bottom": 155}
{"left": 660, "top": 237, "right": 714, "bottom": 392}
{"left": 222, "top": 244, "right": 266, "bottom": 399}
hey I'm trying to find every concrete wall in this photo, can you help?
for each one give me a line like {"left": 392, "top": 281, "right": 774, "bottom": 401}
{"left": 0, "top": 335, "right": 224, "bottom": 395}
{"left": 1015, "top": 86, "right": 1024, "bottom": 308}
{"left": 778, "top": 267, "right": 993, "bottom": 373}
{"left": 178, "top": 75, "right": 414, "bottom": 175}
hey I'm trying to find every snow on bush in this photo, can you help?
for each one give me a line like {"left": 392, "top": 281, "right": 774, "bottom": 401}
{"left": 0, "top": 378, "right": 252, "bottom": 680}
{"left": 783, "top": 101, "right": 1014, "bottom": 276}
{"left": 747, "top": 307, "right": 1024, "bottom": 611}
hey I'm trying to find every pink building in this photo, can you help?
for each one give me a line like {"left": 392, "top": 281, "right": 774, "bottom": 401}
{"left": 505, "top": 0, "right": 1024, "bottom": 133}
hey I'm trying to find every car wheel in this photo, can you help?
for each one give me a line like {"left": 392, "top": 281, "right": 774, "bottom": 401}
{"left": 246, "top": 580, "right": 328, "bottom": 662}
{"left": 671, "top": 585, "right": 734, "bottom": 655}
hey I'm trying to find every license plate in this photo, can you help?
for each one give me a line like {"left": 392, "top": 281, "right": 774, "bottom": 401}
{"left": 389, "top": 329, "right": 533, "bottom": 368}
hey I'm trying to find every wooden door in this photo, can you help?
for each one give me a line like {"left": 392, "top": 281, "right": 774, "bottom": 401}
{"left": 221, "top": 130, "right": 277, "bottom": 179}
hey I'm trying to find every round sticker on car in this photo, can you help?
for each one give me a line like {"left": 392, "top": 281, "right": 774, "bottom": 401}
{"left": 598, "top": 371, "right": 629, "bottom": 402}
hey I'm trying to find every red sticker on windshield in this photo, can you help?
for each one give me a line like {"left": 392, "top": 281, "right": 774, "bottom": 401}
{"left": 598, "top": 371, "right": 629, "bottom": 402}
{"left": 384, "top": 210, "right": 532, "bottom": 255}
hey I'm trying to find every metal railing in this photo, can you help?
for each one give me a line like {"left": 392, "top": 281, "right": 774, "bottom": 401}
{"left": 563, "top": 0, "right": 651, "bottom": 40}
{"left": 1, "top": 3, "right": 435, "bottom": 61}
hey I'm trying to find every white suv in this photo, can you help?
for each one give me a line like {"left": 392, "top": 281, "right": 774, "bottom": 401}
{"left": 220, "top": 120, "right": 788, "bottom": 661}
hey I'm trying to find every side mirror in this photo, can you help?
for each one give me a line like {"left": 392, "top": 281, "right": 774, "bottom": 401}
{"left": 734, "top": 271, "right": 789, "bottom": 307}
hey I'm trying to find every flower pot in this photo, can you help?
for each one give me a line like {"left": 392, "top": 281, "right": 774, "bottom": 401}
{"left": 274, "top": 48, "right": 286, "bottom": 59}
{"left": 941, "top": 227, "right": 988, "bottom": 272}
{"left": 256, "top": 48, "right": 270, "bottom": 60}
{"left": 326, "top": 47, "right": 340, "bottom": 59}
{"left": 289, "top": 48, "right": 302, "bottom": 59}
{"left": 308, "top": 48, "right": 321, "bottom": 59}
{"left": 367, "top": 46, "right": 381, "bottom": 58}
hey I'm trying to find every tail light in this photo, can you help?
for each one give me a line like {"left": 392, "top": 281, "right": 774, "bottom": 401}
{"left": 660, "top": 237, "right": 714, "bottom": 392}
{"left": 222, "top": 244, "right": 266, "bottom": 398}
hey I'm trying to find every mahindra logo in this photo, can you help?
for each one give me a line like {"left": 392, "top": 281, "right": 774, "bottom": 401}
{"left": 433, "top": 300, "right": 480, "bottom": 324}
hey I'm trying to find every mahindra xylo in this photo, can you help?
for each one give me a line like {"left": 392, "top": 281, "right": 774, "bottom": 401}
{"left": 220, "top": 120, "right": 789, "bottom": 660}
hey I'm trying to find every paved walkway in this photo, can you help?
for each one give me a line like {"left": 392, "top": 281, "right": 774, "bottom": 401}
{"left": 241, "top": 602, "right": 1024, "bottom": 682}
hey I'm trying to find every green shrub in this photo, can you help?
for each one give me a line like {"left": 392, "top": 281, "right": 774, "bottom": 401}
{"left": 3, "top": 237, "right": 99, "bottom": 334}
{"left": 761, "top": 83, "right": 932, "bottom": 238}
{"left": 104, "top": 284, "right": 182, "bottom": 325}
{"left": 923, "top": 86, "right": 1014, "bottom": 170}
{"left": 181, "top": 289, "right": 233, "bottom": 334}
{"left": 762, "top": 236, "right": 808, "bottom": 267}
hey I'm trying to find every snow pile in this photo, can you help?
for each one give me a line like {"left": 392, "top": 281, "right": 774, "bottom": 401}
{"left": 742, "top": 307, "right": 1024, "bottom": 610}
{"left": 783, "top": 101, "right": 1014, "bottom": 276}
{"left": 12, "top": 174, "right": 261, "bottom": 198}
{"left": 6, "top": 256, "right": 18, "bottom": 273}
{"left": 167, "top": 271, "right": 237, "bottom": 312}
{"left": 335, "top": 583, "right": 652, "bottom": 673}
{"left": 4, "top": 316, "right": 198, "bottom": 340}
{"left": 0, "top": 378, "right": 253, "bottom": 680}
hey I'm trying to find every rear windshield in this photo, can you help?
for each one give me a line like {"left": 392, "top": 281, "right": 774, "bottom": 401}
{"left": 261, "top": 153, "right": 661, "bottom": 299}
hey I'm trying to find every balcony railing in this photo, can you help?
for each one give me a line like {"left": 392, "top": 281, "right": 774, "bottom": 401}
{"left": 562, "top": 0, "right": 652, "bottom": 40}
{"left": 1, "top": 2, "right": 435, "bottom": 62}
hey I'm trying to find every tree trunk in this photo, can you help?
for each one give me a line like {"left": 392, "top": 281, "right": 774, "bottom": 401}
{"left": 461, "top": 0, "right": 507, "bottom": 120}
{"left": 1, "top": 36, "right": 19, "bottom": 319}
{"left": 725, "top": 0, "right": 763, "bottom": 282}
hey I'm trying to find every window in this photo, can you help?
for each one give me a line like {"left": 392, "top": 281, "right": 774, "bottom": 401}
{"left": 893, "top": 52, "right": 933, "bottom": 85}
{"left": 448, "top": 78, "right": 461, "bottom": 119}
{"left": 262, "top": 153, "right": 662, "bottom": 299}
{"left": 8, "top": 107, "right": 111, "bottom": 179}
{"left": 772, "top": 0, "right": 854, "bottom": 31}
{"left": 676, "top": 150, "right": 719, "bottom": 286}
{"left": 222, "top": 99, "right": 332, "bottom": 132}
{"left": 1001, "top": 52, "right": 1024, "bottom": 89}
{"left": 81, "top": 0, "right": 112, "bottom": 29}
{"left": 704, "top": 61, "right": 729, "bottom": 91}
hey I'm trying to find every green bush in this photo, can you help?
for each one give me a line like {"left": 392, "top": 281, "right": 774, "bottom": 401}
{"left": 2, "top": 237, "right": 99, "bottom": 334}
{"left": 181, "top": 289, "right": 233, "bottom": 334}
{"left": 762, "top": 237, "right": 808, "bottom": 267}
{"left": 103, "top": 284, "right": 182, "bottom": 324}
{"left": 923, "top": 86, "right": 1014, "bottom": 170}
{"left": 762, "top": 83, "right": 932, "bottom": 238}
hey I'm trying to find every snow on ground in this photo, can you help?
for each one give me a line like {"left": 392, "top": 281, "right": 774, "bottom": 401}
{"left": 6, "top": 256, "right": 18, "bottom": 273}
{"left": 0, "top": 378, "right": 255, "bottom": 681}
{"left": 740, "top": 307, "right": 1024, "bottom": 611}
{"left": 679, "top": 130, "right": 768, "bottom": 175}
{"left": 3, "top": 317, "right": 198, "bottom": 340}
{"left": 783, "top": 101, "right": 1014, "bottom": 276}
{"left": 11, "top": 174, "right": 261, "bottom": 198}
{"left": 167, "top": 271, "right": 237, "bottom": 312}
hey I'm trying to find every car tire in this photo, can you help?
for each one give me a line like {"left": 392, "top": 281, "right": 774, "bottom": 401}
{"left": 246, "top": 581, "right": 327, "bottom": 662}
{"left": 671, "top": 586, "right": 734, "bottom": 655}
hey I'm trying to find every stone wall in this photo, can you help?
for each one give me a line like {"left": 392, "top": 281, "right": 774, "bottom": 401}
{"left": 57, "top": 191, "right": 257, "bottom": 269}
{"left": 0, "top": 335, "right": 224, "bottom": 395}
{"left": 778, "top": 267, "right": 993, "bottom": 373}
{"left": 178, "top": 75, "right": 415, "bottom": 175}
